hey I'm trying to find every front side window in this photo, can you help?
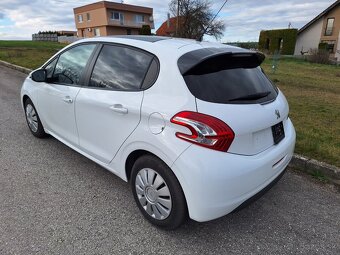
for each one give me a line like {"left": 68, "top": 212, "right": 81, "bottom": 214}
{"left": 86, "top": 13, "right": 91, "bottom": 21}
{"left": 51, "top": 44, "right": 96, "bottom": 85}
{"left": 89, "top": 45, "right": 153, "bottom": 90}
{"left": 45, "top": 58, "right": 58, "bottom": 79}
{"left": 78, "top": 14, "right": 83, "bottom": 23}
{"left": 325, "top": 18, "right": 334, "bottom": 36}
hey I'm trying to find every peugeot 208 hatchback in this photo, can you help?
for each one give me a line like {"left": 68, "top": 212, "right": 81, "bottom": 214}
{"left": 21, "top": 36, "right": 296, "bottom": 229}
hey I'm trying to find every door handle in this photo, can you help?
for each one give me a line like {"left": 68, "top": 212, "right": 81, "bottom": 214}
{"left": 109, "top": 104, "right": 128, "bottom": 114}
{"left": 62, "top": 96, "right": 73, "bottom": 104}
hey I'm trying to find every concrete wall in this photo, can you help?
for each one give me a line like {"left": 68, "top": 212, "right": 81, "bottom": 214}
{"left": 294, "top": 18, "right": 323, "bottom": 55}
{"left": 32, "top": 33, "right": 58, "bottom": 42}
{"left": 58, "top": 36, "right": 79, "bottom": 44}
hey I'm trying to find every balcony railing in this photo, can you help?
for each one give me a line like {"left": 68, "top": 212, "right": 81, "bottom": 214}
{"left": 108, "top": 19, "right": 154, "bottom": 29}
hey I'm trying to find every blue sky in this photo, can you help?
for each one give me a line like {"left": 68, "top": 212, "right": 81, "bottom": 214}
{"left": 0, "top": 0, "right": 336, "bottom": 41}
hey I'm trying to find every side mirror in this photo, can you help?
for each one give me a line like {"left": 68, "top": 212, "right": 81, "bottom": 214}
{"left": 31, "top": 69, "right": 47, "bottom": 82}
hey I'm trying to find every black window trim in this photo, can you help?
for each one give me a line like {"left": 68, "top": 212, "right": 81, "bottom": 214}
{"left": 41, "top": 42, "right": 101, "bottom": 87}
{"left": 82, "top": 42, "right": 160, "bottom": 92}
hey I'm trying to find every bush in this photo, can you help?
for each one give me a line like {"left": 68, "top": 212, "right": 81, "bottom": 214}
{"left": 307, "top": 49, "right": 330, "bottom": 64}
{"left": 139, "top": 25, "right": 151, "bottom": 35}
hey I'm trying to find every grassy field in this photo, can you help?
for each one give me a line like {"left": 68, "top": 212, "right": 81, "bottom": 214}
{"left": 0, "top": 41, "right": 339, "bottom": 166}
{"left": 262, "top": 58, "right": 340, "bottom": 167}
{"left": 0, "top": 40, "right": 64, "bottom": 69}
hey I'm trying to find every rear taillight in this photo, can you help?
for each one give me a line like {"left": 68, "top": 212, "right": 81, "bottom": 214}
{"left": 170, "top": 111, "right": 234, "bottom": 152}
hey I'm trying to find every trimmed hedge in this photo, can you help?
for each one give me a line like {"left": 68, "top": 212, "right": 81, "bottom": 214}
{"left": 258, "top": 29, "right": 298, "bottom": 55}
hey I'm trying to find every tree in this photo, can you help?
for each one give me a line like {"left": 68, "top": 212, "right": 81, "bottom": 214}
{"left": 169, "top": 0, "right": 225, "bottom": 40}
{"left": 139, "top": 25, "right": 151, "bottom": 35}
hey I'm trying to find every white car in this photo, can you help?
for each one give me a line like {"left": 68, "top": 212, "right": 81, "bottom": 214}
{"left": 21, "top": 36, "right": 296, "bottom": 229}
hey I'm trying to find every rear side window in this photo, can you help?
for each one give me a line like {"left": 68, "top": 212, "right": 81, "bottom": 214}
{"left": 180, "top": 53, "right": 278, "bottom": 104}
{"left": 89, "top": 45, "right": 153, "bottom": 90}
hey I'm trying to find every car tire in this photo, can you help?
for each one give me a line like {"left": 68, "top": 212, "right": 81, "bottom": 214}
{"left": 131, "top": 155, "right": 188, "bottom": 230}
{"left": 24, "top": 98, "right": 48, "bottom": 138}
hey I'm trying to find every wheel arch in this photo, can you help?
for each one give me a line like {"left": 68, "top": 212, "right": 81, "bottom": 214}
{"left": 22, "top": 94, "right": 30, "bottom": 107}
{"left": 125, "top": 149, "right": 154, "bottom": 182}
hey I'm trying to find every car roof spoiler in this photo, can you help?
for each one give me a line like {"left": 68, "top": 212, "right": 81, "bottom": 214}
{"left": 178, "top": 47, "right": 265, "bottom": 75}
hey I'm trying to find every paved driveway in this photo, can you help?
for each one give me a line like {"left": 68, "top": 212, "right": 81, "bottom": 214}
{"left": 0, "top": 65, "right": 339, "bottom": 255}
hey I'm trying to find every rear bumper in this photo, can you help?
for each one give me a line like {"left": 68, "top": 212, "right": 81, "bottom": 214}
{"left": 171, "top": 118, "right": 296, "bottom": 222}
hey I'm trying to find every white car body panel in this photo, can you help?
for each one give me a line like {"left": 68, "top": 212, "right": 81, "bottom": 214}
{"left": 196, "top": 90, "right": 290, "bottom": 155}
{"left": 20, "top": 36, "right": 296, "bottom": 223}
{"left": 75, "top": 88, "right": 144, "bottom": 164}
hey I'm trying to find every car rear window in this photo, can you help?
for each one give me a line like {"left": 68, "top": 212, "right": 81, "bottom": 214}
{"left": 180, "top": 51, "right": 278, "bottom": 104}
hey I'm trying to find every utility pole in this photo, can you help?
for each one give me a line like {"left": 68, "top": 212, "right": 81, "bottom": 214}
{"left": 176, "top": 0, "right": 180, "bottom": 37}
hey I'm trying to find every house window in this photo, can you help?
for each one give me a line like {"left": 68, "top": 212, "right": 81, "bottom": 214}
{"left": 325, "top": 18, "right": 334, "bottom": 36}
{"left": 78, "top": 14, "right": 83, "bottom": 23}
{"left": 87, "top": 13, "right": 91, "bottom": 21}
{"left": 321, "top": 40, "right": 336, "bottom": 53}
{"left": 94, "top": 28, "right": 100, "bottom": 37}
{"left": 135, "top": 15, "right": 145, "bottom": 23}
{"left": 112, "top": 12, "right": 123, "bottom": 20}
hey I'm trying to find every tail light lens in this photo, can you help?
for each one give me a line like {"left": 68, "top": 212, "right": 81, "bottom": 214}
{"left": 170, "top": 111, "right": 234, "bottom": 152}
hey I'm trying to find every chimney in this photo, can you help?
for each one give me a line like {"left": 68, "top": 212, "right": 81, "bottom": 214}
{"left": 167, "top": 13, "right": 170, "bottom": 28}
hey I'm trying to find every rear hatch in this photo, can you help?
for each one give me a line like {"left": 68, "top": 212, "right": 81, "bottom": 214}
{"left": 178, "top": 47, "right": 289, "bottom": 155}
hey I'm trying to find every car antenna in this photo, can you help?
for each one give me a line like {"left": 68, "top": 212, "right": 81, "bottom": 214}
{"left": 198, "top": 0, "right": 229, "bottom": 42}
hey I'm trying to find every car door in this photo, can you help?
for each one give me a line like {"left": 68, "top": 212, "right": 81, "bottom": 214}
{"left": 75, "top": 44, "right": 154, "bottom": 164}
{"left": 36, "top": 43, "right": 97, "bottom": 146}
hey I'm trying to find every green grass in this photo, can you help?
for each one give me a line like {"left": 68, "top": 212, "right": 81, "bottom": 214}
{"left": 0, "top": 40, "right": 64, "bottom": 69}
{"left": 310, "top": 170, "right": 329, "bottom": 183}
{"left": 262, "top": 57, "right": 340, "bottom": 167}
{"left": 0, "top": 41, "right": 339, "bottom": 167}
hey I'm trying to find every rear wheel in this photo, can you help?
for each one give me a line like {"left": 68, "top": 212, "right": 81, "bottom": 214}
{"left": 131, "top": 155, "right": 188, "bottom": 229}
{"left": 24, "top": 98, "right": 48, "bottom": 138}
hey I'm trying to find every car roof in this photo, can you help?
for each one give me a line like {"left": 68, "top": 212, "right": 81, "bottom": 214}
{"left": 76, "top": 35, "right": 244, "bottom": 52}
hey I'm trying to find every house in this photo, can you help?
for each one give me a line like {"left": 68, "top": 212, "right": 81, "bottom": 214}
{"left": 73, "top": 1, "right": 154, "bottom": 38}
{"left": 294, "top": 0, "right": 340, "bottom": 60}
{"left": 156, "top": 16, "right": 177, "bottom": 37}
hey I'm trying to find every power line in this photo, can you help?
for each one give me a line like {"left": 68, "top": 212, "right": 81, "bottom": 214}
{"left": 199, "top": 0, "right": 229, "bottom": 41}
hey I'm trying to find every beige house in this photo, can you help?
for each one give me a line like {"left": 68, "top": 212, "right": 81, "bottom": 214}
{"left": 73, "top": 1, "right": 154, "bottom": 38}
{"left": 294, "top": 0, "right": 340, "bottom": 60}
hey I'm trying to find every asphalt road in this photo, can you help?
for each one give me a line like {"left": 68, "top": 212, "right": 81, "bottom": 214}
{"left": 0, "top": 65, "right": 339, "bottom": 255}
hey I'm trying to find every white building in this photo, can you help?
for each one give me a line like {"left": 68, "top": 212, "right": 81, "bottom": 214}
{"left": 294, "top": 0, "right": 340, "bottom": 61}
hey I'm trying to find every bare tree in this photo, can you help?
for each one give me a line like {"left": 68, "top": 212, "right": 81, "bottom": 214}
{"left": 169, "top": 0, "right": 225, "bottom": 40}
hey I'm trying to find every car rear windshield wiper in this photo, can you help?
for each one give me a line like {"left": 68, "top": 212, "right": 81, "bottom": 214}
{"left": 228, "top": 91, "right": 271, "bottom": 102}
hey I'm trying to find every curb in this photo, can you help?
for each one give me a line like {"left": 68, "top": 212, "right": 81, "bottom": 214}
{"left": 1, "top": 60, "right": 339, "bottom": 187}
{"left": 0, "top": 60, "right": 32, "bottom": 74}
{"left": 290, "top": 154, "right": 340, "bottom": 187}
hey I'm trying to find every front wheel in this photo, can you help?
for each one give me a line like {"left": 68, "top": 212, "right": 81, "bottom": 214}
{"left": 131, "top": 155, "right": 188, "bottom": 230}
{"left": 24, "top": 98, "right": 48, "bottom": 138}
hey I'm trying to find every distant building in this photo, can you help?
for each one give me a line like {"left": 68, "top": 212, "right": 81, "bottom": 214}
{"left": 156, "top": 17, "right": 176, "bottom": 37}
{"left": 73, "top": 1, "right": 154, "bottom": 38}
{"left": 156, "top": 16, "right": 184, "bottom": 37}
{"left": 258, "top": 29, "right": 298, "bottom": 55}
{"left": 57, "top": 31, "right": 77, "bottom": 36}
{"left": 294, "top": 0, "right": 340, "bottom": 60}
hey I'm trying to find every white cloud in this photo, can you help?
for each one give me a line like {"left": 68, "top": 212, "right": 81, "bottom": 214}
{"left": 0, "top": 0, "right": 336, "bottom": 41}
